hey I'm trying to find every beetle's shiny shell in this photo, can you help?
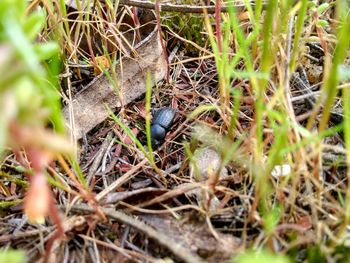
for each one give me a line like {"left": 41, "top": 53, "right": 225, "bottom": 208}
{"left": 152, "top": 107, "right": 176, "bottom": 130}
{"left": 150, "top": 124, "right": 166, "bottom": 141}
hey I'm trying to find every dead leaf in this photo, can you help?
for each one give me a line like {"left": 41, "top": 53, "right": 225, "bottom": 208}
{"left": 92, "top": 56, "right": 111, "bottom": 76}
{"left": 141, "top": 214, "right": 241, "bottom": 262}
{"left": 123, "top": 128, "right": 139, "bottom": 145}
{"left": 63, "top": 10, "right": 167, "bottom": 140}
{"left": 105, "top": 187, "right": 168, "bottom": 204}
{"left": 297, "top": 215, "right": 312, "bottom": 230}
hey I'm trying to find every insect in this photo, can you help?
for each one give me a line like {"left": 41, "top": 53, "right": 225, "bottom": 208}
{"left": 150, "top": 107, "right": 177, "bottom": 147}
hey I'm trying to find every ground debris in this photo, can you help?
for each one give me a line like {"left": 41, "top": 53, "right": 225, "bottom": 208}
{"left": 141, "top": 214, "right": 241, "bottom": 262}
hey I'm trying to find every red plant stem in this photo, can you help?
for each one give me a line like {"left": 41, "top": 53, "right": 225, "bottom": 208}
{"left": 215, "top": 0, "right": 222, "bottom": 53}
{"left": 132, "top": 7, "right": 141, "bottom": 42}
{"left": 43, "top": 193, "right": 66, "bottom": 263}
{"left": 9, "top": 122, "right": 66, "bottom": 261}
{"left": 155, "top": 0, "right": 170, "bottom": 83}
{"left": 132, "top": 6, "right": 140, "bottom": 25}
{"left": 313, "top": 11, "right": 328, "bottom": 55}
{"left": 24, "top": 150, "right": 66, "bottom": 261}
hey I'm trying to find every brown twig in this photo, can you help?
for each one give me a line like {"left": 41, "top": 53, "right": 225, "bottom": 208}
{"left": 118, "top": 0, "right": 260, "bottom": 13}
{"left": 95, "top": 158, "right": 148, "bottom": 201}
{"left": 71, "top": 203, "right": 204, "bottom": 263}
{"left": 64, "top": 0, "right": 264, "bottom": 14}
{"left": 0, "top": 228, "right": 53, "bottom": 244}
{"left": 135, "top": 182, "right": 201, "bottom": 208}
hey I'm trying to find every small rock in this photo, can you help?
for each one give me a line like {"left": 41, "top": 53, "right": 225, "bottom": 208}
{"left": 271, "top": 164, "right": 291, "bottom": 178}
{"left": 189, "top": 147, "right": 228, "bottom": 181}
{"left": 188, "top": 147, "right": 228, "bottom": 211}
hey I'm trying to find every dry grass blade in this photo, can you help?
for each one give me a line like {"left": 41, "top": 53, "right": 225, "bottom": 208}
{"left": 96, "top": 158, "right": 148, "bottom": 201}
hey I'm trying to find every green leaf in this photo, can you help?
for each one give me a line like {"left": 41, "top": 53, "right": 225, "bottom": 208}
{"left": 317, "top": 3, "right": 329, "bottom": 15}
{"left": 0, "top": 92, "right": 16, "bottom": 152}
{"left": 3, "top": 16, "right": 43, "bottom": 75}
{"left": 34, "top": 42, "right": 59, "bottom": 61}
{"left": 308, "top": 1, "right": 317, "bottom": 9}
{"left": 307, "top": 245, "right": 326, "bottom": 263}
{"left": 187, "top": 104, "right": 219, "bottom": 120}
{"left": 23, "top": 10, "right": 45, "bottom": 40}
{"left": 317, "top": 19, "right": 329, "bottom": 28}
{"left": 0, "top": 250, "right": 26, "bottom": 263}
{"left": 0, "top": 0, "right": 25, "bottom": 22}
{"left": 233, "top": 249, "right": 291, "bottom": 263}
{"left": 263, "top": 205, "right": 281, "bottom": 233}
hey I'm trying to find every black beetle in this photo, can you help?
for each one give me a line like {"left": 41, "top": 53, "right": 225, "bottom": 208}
{"left": 150, "top": 107, "right": 176, "bottom": 146}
